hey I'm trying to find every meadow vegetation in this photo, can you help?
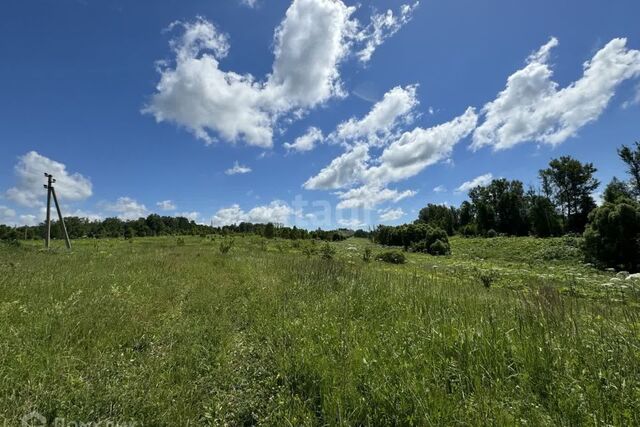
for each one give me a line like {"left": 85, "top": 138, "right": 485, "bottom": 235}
{"left": 1, "top": 235, "right": 639, "bottom": 425}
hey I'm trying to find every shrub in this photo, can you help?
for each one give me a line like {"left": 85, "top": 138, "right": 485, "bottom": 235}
{"left": 583, "top": 200, "right": 640, "bottom": 272}
{"left": 459, "top": 224, "right": 478, "bottom": 237}
{"left": 176, "top": 237, "right": 185, "bottom": 246}
{"left": 219, "top": 239, "right": 234, "bottom": 254}
{"left": 429, "top": 239, "right": 451, "bottom": 256}
{"left": 486, "top": 229, "right": 498, "bottom": 238}
{"left": 362, "top": 247, "right": 372, "bottom": 263}
{"left": 319, "top": 242, "right": 336, "bottom": 260}
{"left": 376, "top": 251, "right": 406, "bottom": 264}
{"left": 409, "top": 227, "right": 451, "bottom": 256}
{"left": 477, "top": 269, "right": 498, "bottom": 289}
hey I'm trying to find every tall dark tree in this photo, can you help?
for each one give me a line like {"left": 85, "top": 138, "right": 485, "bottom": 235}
{"left": 417, "top": 204, "right": 455, "bottom": 235}
{"left": 468, "top": 179, "right": 528, "bottom": 235}
{"left": 618, "top": 142, "right": 640, "bottom": 198}
{"left": 458, "top": 201, "right": 474, "bottom": 227}
{"left": 539, "top": 156, "right": 599, "bottom": 233}
{"left": 527, "top": 194, "right": 562, "bottom": 237}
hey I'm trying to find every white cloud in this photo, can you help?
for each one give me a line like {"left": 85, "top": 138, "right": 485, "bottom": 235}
{"left": 210, "top": 201, "right": 293, "bottom": 226}
{"left": 473, "top": 37, "right": 640, "bottom": 151}
{"left": 66, "top": 209, "right": 104, "bottom": 222}
{"left": 336, "top": 184, "right": 416, "bottom": 209}
{"left": 225, "top": 161, "right": 252, "bottom": 175}
{"left": 284, "top": 127, "right": 324, "bottom": 152}
{"left": 622, "top": 83, "right": 640, "bottom": 109}
{"left": 5, "top": 151, "right": 92, "bottom": 208}
{"left": 304, "top": 144, "right": 370, "bottom": 190}
{"left": 338, "top": 218, "right": 365, "bottom": 228}
{"left": 0, "top": 206, "right": 16, "bottom": 221}
{"left": 355, "top": 2, "right": 419, "bottom": 63}
{"left": 378, "top": 207, "right": 404, "bottom": 222}
{"left": 433, "top": 185, "right": 447, "bottom": 193}
{"left": 455, "top": 173, "right": 493, "bottom": 193}
{"left": 304, "top": 108, "right": 477, "bottom": 209}
{"left": 19, "top": 214, "right": 38, "bottom": 226}
{"left": 145, "top": 1, "right": 414, "bottom": 147}
{"left": 104, "top": 197, "right": 148, "bottom": 220}
{"left": 332, "top": 85, "right": 418, "bottom": 146}
{"left": 176, "top": 211, "right": 201, "bottom": 222}
{"left": 363, "top": 107, "right": 478, "bottom": 184}
{"left": 240, "top": 0, "right": 258, "bottom": 8}
{"left": 157, "top": 200, "right": 176, "bottom": 210}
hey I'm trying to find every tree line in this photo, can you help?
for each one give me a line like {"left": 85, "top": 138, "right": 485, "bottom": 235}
{"left": 375, "top": 142, "right": 640, "bottom": 271}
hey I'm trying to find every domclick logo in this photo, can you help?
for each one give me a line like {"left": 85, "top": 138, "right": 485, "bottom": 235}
{"left": 19, "top": 411, "right": 138, "bottom": 427}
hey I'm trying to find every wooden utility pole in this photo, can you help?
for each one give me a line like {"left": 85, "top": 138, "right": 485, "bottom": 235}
{"left": 44, "top": 173, "right": 72, "bottom": 249}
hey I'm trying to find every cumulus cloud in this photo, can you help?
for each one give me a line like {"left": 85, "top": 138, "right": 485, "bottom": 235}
{"left": 304, "top": 107, "right": 477, "bottom": 208}
{"left": 472, "top": 37, "right": 640, "bottom": 151}
{"left": 284, "top": 127, "right": 324, "bottom": 152}
{"left": 338, "top": 218, "right": 366, "bottom": 228}
{"left": 104, "top": 197, "right": 148, "bottom": 220}
{"left": 5, "top": 151, "right": 92, "bottom": 208}
{"left": 303, "top": 144, "right": 370, "bottom": 190}
{"left": 157, "top": 200, "right": 176, "bottom": 210}
{"left": 145, "top": 1, "right": 415, "bottom": 148}
{"left": 332, "top": 85, "right": 419, "bottom": 146}
{"left": 0, "top": 206, "right": 17, "bottom": 224}
{"left": 455, "top": 173, "right": 494, "bottom": 193}
{"left": 336, "top": 184, "right": 416, "bottom": 209}
{"left": 363, "top": 107, "right": 478, "bottom": 184}
{"left": 355, "top": 2, "right": 419, "bottom": 63}
{"left": 225, "top": 161, "right": 252, "bottom": 175}
{"left": 378, "top": 207, "right": 405, "bottom": 222}
{"left": 210, "top": 201, "right": 293, "bottom": 226}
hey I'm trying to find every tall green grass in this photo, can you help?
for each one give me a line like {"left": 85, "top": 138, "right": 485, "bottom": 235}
{"left": 0, "top": 237, "right": 639, "bottom": 425}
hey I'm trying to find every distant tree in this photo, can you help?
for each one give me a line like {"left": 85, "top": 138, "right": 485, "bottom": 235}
{"left": 264, "top": 222, "right": 275, "bottom": 239}
{"left": 417, "top": 204, "right": 455, "bottom": 235}
{"left": 618, "top": 142, "right": 640, "bottom": 198}
{"left": 458, "top": 201, "right": 474, "bottom": 227}
{"left": 603, "top": 178, "right": 634, "bottom": 204}
{"left": 539, "top": 156, "right": 599, "bottom": 233}
{"left": 469, "top": 179, "right": 528, "bottom": 235}
{"left": 527, "top": 194, "right": 562, "bottom": 237}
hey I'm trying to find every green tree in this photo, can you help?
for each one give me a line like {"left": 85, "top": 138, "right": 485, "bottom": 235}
{"left": 584, "top": 200, "right": 640, "bottom": 272}
{"left": 527, "top": 194, "right": 562, "bottom": 237}
{"left": 417, "top": 204, "right": 455, "bottom": 235}
{"left": 539, "top": 156, "right": 599, "bottom": 233}
{"left": 603, "top": 177, "right": 633, "bottom": 204}
{"left": 469, "top": 179, "right": 528, "bottom": 235}
{"left": 264, "top": 222, "right": 275, "bottom": 239}
{"left": 618, "top": 141, "right": 640, "bottom": 197}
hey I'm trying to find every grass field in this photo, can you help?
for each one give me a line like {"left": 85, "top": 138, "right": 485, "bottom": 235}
{"left": 1, "top": 236, "right": 639, "bottom": 425}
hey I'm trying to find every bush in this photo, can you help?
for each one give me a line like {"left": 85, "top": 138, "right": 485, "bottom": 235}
{"left": 219, "top": 239, "right": 234, "bottom": 254}
{"left": 409, "top": 226, "right": 451, "bottom": 256}
{"left": 429, "top": 239, "right": 451, "bottom": 256}
{"left": 376, "top": 251, "right": 406, "bottom": 264}
{"left": 362, "top": 247, "right": 372, "bottom": 263}
{"left": 319, "top": 242, "right": 336, "bottom": 260}
{"left": 477, "top": 269, "right": 498, "bottom": 289}
{"left": 459, "top": 224, "right": 477, "bottom": 237}
{"left": 486, "top": 229, "right": 498, "bottom": 238}
{"left": 176, "top": 237, "right": 185, "bottom": 246}
{"left": 583, "top": 200, "right": 640, "bottom": 272}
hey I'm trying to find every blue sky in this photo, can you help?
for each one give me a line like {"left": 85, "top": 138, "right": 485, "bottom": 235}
{"left": 1, "top": 0, "right": 639, "bottom": 229}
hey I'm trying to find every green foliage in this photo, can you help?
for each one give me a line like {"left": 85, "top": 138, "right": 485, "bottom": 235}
{"left": 459, "top": 223, "right": 478, "bottom": 237}
{"left": 375, "top": 223, "right": 450, "bottom": 253}
{"left": 376, "top": 250, "right": 407, "bottom": 264}
{"left": 429, "top": 239, "right": 451, "bottom": 256}
{"left": 219, "top": 238, "right": 234, "bottom": 254}
{"left": 362, "top": 246, "right": 372, "bottom": 262}
{"left": 539, "top": 156, "right": 599, "bottom": 233}
{"left": 319, "top": 242, "right": 336, "bottom": 260}
{"left": 477, "top": 269, "right": 498, "bottom": 289}
{"left": 264, "top": 222, "right": 275, "bottom": 239}
{"left": 584, "top": 200, "right": 640, "bottom": 272}
{"left": 469, "top": 178, "right": 529, "bottom": 236}
{"left": 527, "top": 194, "right": 563, "bottom": 237}
{"left": 176, "top": 237, "right": 185, "bottom": 246}
{"left": 486, "top": 229, "right": 498, "bottom": 238}
{"left": 418, "top": 204, "right": 456, "bottom": 235}
{"left": 618, "top": 141, "right": 640, "bottom": 198}
{"left": 603, "top": 177, "right": 634, "bottom": 204}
